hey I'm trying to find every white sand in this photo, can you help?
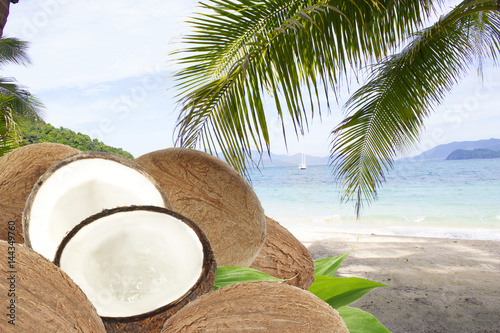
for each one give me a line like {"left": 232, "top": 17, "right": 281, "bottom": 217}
{"left": 291, "top": 229, "right": 500, "bottom": 333}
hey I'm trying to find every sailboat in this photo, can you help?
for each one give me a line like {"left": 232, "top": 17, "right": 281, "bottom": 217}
{"left": 299, "top": 152, "right": 307, "bottom": 170}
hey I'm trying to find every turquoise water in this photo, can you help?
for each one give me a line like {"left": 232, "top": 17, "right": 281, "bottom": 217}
{"left": 250, "top": 159, "right": 500, "bottom": 240}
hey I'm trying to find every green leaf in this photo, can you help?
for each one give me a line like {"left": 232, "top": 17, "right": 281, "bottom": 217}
{"left": 337, "top": 306, "right": 391, "bottom": 333}
{"left": 213, "top": 266, "right": 283, "bottom": 290}
{"left": 313, "top": 249, "right": 352, "bottom": 277}
{"left": 308, "top": 275, "right": 387, "bottom": 309}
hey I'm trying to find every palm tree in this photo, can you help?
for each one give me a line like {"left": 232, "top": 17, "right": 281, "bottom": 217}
{"left": 170, "top": 0, "right": 500, "bottom": 213}
{"left": 0, "top": 37, "right": 44, "bottom": 156}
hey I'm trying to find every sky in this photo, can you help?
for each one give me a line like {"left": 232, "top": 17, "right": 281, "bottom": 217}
{"left": 2, "top": 0, "right": 500, "bottom": 159}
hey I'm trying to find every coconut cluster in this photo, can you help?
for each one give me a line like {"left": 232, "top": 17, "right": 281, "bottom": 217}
{"left": 0, "top": 143, "right": 344, "bottom": 332}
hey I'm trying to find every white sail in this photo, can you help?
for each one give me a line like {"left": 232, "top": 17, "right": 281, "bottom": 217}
{"left": 299, "top": 152, "right": 306, "bottom": 170}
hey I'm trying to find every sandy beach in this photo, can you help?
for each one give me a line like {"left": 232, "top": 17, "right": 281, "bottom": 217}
{"left": 291, "top": 230, "right": 500, "bottom": 333}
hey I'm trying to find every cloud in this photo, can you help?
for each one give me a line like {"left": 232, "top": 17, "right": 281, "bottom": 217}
{"left": 3, "top": 0, "right": 198, "bottom": 92}
{"left": 79, "top": 84, "right": 113, "bottom": 96}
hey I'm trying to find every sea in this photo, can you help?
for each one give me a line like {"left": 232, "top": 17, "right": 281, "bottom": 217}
{"left": 249, "top": 158, "right": 500, "bottom": 241}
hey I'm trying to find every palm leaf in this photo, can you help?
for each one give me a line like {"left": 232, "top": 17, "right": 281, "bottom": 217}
{"left": 0, "top": 77, "right": 44, "bottom": 121}
{"left": 0, "top": 38, "right": 44, "bottom": 156}
{"left": 0, "top": 38, "right": 31, "bottom": 67}
{"left": 330, "top": 0, "right": 500, "bottom": 215}
{"left": 171, "top": 0, "right": 438, "bottom": 175}
{"left": 0, "top": 101, "right": 20, "bottom": 155}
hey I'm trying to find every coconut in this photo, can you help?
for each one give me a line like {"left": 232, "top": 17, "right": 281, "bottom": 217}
{"left": 22, "top": 151, "right": 170, "bottom": 261}
{"left": 135, "top": 147, "right": 266, "bottom": 267}
{"left": 54, "top": 205, "right": 216, "bottom": 333}
{"left": 162, "top": 281, "right": 349, "bottom": 332}
{"left": 0, "top": 240, "right": 106, "bottom": 332}
{"left": 0, "top": 143, "right": 79, "bottom": 243}
{"left": 250, "top": 216, "right": 315, "bottom": 290}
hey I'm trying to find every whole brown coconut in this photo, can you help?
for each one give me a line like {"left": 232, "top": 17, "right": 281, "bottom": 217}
{"left": 0, "top": 240, "right": 106, "bottom": 332}
{"left": 250, "top": 216, "right": 315, "bottom": 290}
{"left": 0, "top": 143, "right": 79, "bottom": 243}
{"left": 136, "top": 148, "right": 266, "bottom": 267}
{"left": 162, "top": 281, "right": 349, "bottom": 332}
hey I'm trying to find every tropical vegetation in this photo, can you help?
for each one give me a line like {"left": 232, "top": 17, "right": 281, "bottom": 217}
{"left": 0, "top": 37, "right": 44, "bottom": 156}
{"left": 170, "top": 0, "right": 500, "bottom": 215}
{"left": 215, "top": 251, "right": 390, "bottom": 332}
{"left": 19, "top": 121, "right": 134, "bottom": 159}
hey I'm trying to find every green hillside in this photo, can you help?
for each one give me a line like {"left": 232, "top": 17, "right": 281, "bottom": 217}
{"left": 19, "top": 122, "right": 134, "bottom": 159}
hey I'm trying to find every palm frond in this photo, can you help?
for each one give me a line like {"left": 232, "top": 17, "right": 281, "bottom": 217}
{"left": 171, "top": 0, "right": 438, "bottom": 174}
{"left": 0, "top": 77, "right": 44, "bottom": 121}
{"left": 0, "top": 38, "right": 44, "bottom": 155}
{"left": 0, "top": 89, "right": 44, "bottom": 156}
{"left": 0, "top": 103, "right": 21, "bottom": 156}
{"left": 0, "top": 38, "right": 31, "bottom": 67}
{"left": 330, "top": 0, "right": 500, "bottom": 215}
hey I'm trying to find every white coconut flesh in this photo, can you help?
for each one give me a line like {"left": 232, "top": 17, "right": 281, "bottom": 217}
{"left": 27, "top": 158, "right": 167, "bottom": 261}
{"left": 58, "top": 210, "right": 204, "bottom": 318}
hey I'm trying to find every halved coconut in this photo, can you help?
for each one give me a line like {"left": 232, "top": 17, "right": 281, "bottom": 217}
{"left": 0, "top": 240, "right": 106, "bottom": 332}
{"left": 135, "top": 148, "right": 266, "bottom": 267}
{"left": 162, "top": 281, "right": 349, "bottom": 332}
{"left": 54, "top": 206, "right": 216, "bottom": 332}
{"left": 250, "top": 216, "right": 315, "bottom": 290}
{"left": 0, "top": 143, "right": 79, "bottom": 243}
{"left": 22, "top": 151, "right": 170, "bottom": 261}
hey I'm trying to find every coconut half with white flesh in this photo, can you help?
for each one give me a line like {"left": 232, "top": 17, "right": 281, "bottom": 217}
{"left": 54, "top": 205, "right": 216, "bottom": 332}
{"left": 22, "top": 151, "right": 170, "bottom": 261}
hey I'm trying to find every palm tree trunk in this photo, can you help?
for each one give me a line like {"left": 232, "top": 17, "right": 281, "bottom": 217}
{"left": 0, "top": 0, "right": 17, "bottom": 38}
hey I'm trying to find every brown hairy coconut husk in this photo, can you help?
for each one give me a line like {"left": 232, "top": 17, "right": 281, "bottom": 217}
{"left": 54, "top": 206, "right": 216, "bottom": 333}
{"left": 162, "top": 281, "right": 349, "bottom": 332}
{"left": 135, "top": 148, "right": 266, "bottom": 267}
{"left": 250, "top": 216, "right": 315, "bottom": 290}
{"left": 0, "top": 240, "right": 106, "bottom": 332}
{"left": 22, "top": 151, "right": 171, "bottom": 261}
{"left": 0, "top": 143, "right": 79, "bottom": 243}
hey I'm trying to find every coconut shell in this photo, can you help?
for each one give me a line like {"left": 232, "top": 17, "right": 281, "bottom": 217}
{"left": 162, "top": 281, "right": 349, "bottom": 332}
{"left": 54, "top": 206, "right": 217, "bottom": 333}
{"left": 0, "top": 143, "right": 79, "bottom": 243}
{"left": 250, "top": 216, "right": 315, "bottom": 290}
{"left": 0, "top": 240, "right": 106, "bottom": 332}
{"left": 135, "top": 148, "right": 266, "bottom": 267}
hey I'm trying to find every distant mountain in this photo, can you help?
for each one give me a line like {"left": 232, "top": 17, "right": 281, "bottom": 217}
{"left": 446, "top": 148, "right": 500, "bottom": 160}
{"left": 402, "top": 138, "right": 500, "bottom": 161}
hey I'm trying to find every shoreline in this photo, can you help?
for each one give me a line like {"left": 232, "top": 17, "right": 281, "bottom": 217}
{"left": 288, "top": 227, "right": 500, "bottom": 247}
{"left": 300, "top": 231, "right": 500, "bottom": 333}
{"left": 279, "top": 221, "right": 500, "bottom": 244}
